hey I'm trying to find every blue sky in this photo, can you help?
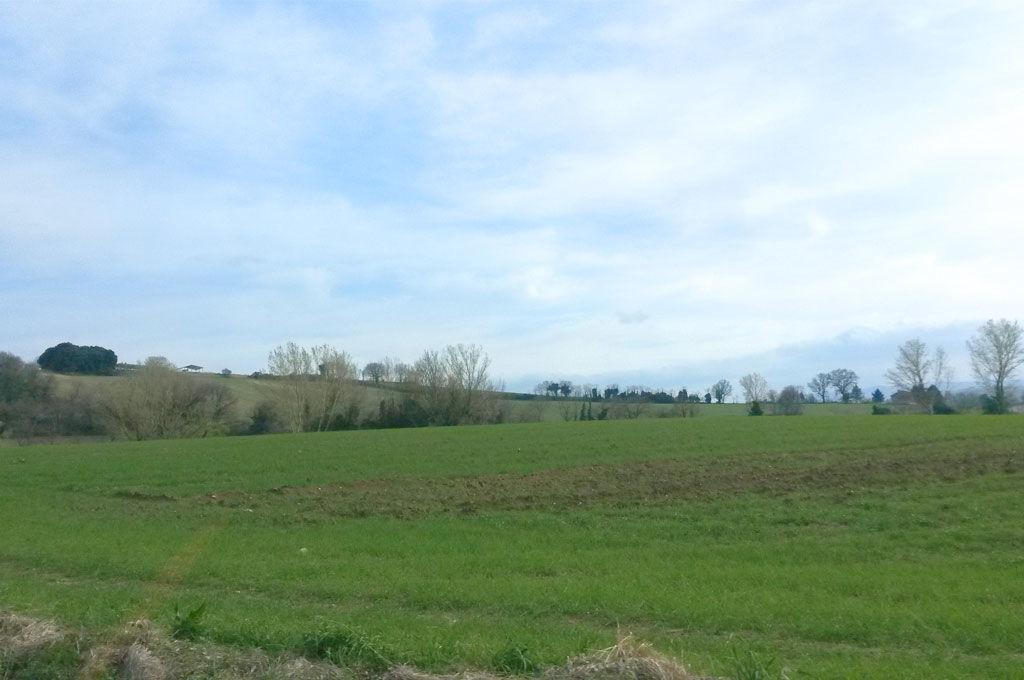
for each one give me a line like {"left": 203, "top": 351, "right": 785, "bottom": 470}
{"left": 2, "top": 1, "right": 1023, "bottom": 395}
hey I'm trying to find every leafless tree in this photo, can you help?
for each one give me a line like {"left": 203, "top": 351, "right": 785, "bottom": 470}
{"left": 808, "top": 372, "right": 831, "bottom": 403}
{"left": 266, "top": 342, "right": 360, "bottom": 432}
{"left": 362, "top": 362, "right": 386, "bottom": 383}
{"left": 967, "top": 318, "right": 1024, "bottom": 413}
{"left": 380, "top": 356, "right": 398, "bottom": 382}
{"left": 738, "top": 373, "right": 769, "bottom": 403}
{"left": 885, "top": 339, "right": 953, "bottom": 413}
{"left": 393, "top": 362, "right": 415, "bottom": 383}
{"left": 412, "top": 344, "right": 497, "bottom": 425}
{"left": 557, "top": 400, "right": 578, "bottom": 421}
{"left": 103, "top": 358, "right": 236, "bottom": 439}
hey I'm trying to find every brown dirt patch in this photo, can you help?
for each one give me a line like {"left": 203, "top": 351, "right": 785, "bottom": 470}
{"left": 194, "top": 445, "right": 1022, "bottom": 519}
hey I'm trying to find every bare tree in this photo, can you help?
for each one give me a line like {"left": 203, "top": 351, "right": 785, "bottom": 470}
{"left": 808, "top": 372, "right": 831, "bottom": 403}
{"left": 885, "top": 339, "right": 930, "bottom": 392}
{"left": 103, "top": 358, "right": 236, "bottom": 439}
{"left": 380, "top": 356, "right": 398, "bottom": 382}
{"left": 557, "top": 400, "right": 578, "bottom": 421}
{"left": 886, "top": 339, "right": 953, "bottom": 413}
{"left": 393, "top": 362, "right": 415, "bottom": 383}
{"left": 412, "top": 344, "right": 497, "bottom": 425}
{"left": 967, "top": 318, "right": 1024, "bottom": 414}
{"left": 266, "top": 342, "right": 360, "bottom": 432}
{"left": 445, "top": 343, "right": 494, "bottom": 422}
{"left": 828, "top": 368, "right": 859, "bottom": 403}
{"left": 362, "top": 362, "right": 386, "bottom": 384}
{"left": 738, "top": 373, "right": 769, "bottom": 403}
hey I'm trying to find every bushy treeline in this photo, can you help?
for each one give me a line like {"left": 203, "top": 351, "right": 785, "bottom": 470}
{"left": 4, "top": 318, "right": 1022, "bottom": 444}
{"left": 0, "top": 342, "right": 507, "bottom": 444}
{"left": 0, "top": 352, "right": 105, "bottom": 442}
{"left": 103, "top": 358, "right": 237, "bottom": 440}
{"left": 1, "top": 354, "right": 234, "bottom": 442}
{"left": 249, "top": 342, "right": 505, "bottom": 434}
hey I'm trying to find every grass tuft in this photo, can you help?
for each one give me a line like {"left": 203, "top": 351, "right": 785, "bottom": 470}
{"left": 300, "top": 626, "right": 393, "bottom": 670}
{"left": 556, "top": 632, "right": 695, "bottom": 680}
{"left": 492, "top": 643, "right": 541, "bottom": 674}
{"left": 730, "top": 646, "right": 784, "bottom": 680}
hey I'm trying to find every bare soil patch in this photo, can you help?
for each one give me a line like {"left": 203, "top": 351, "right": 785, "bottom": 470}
{"left": 192, "top": 445, "right": 1022, "bottom": 519}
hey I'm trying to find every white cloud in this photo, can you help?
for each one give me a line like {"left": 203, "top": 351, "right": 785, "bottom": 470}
{"left": 2, "top": 0, "right": 1024, "bottom": 386}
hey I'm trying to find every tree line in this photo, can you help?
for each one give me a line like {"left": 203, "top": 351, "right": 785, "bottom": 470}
{"left": 0, "top": 341, "right": 505, "bottom": 443}
{"left": 2, "top": 318, "right": 1022, "bottom": 443}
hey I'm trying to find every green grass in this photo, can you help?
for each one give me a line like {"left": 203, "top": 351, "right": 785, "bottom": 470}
{"left": 2, "top": 417, "right": 1023, "bottom": 679}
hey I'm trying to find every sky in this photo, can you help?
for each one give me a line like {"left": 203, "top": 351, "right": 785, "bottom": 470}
{"left": 2, "top": 1, "right": 1023, "bottom": 396}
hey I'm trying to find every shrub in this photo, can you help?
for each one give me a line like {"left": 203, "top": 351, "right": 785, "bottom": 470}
{"left": 102, "top": 360, "right": 237, "bottom": 440}
{"left": 748, "top": 400, "right": 763, "bottom": 416}
{"left": 248, "top": 400, "right": 284, "bottom": 434}
{"left": 981, "top": 394, "right": 1003, "bottom": 415}
{"left": 871, "top": 404, "right": 893, "bottom": 415}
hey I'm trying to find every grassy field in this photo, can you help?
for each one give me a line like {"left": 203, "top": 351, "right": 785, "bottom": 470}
{"left": 2, "top": 416, "right": 1022, "bottom": 678}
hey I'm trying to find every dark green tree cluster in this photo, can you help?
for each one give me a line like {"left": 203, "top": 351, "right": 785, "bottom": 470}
{"left": 37, "top": 342, "right": 117, "bottom": 375}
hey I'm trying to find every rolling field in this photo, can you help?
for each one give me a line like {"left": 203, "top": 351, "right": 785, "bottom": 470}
{"left": 2, "top": 416, "right": 1023, "bottom": 678}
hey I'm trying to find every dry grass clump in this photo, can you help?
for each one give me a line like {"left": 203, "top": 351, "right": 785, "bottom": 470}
{"left": 3, "top": 610, "right": 710, "bottom": 680}
{"left": 118, "top": 642, "right": 168, "bottom": 680}
{"left": 0, "top": 609, "right": 64, "bottom": 658}
{"left": 80, "top": 618, "right": 166, "bottom": 680}
{"left": 552, "top": 633, "right": 701, "bottom": 680}
{"left": 383, "top": 666, "right": 496, "bottom": 680}
{"left": 1, "top": 610, "right": 347, "bottom": 680}
{"left": 384, "top": 633, "right": 710, "bottom": 680}
{"left": 80, "top": 618, "right": 346, "bottom": 680}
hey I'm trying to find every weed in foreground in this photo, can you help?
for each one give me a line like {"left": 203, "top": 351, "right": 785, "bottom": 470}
{"left": 170, "top": 602, "right": 206, "bottom": 641}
